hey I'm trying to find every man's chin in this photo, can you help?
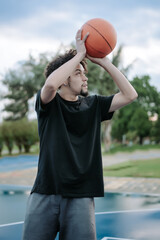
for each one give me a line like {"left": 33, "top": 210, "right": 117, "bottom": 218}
{"left": 80, "top": 89, "right": 88, "bottom": 97}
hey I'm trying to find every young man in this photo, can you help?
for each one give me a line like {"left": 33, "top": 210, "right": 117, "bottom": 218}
{"left": 23, "top": 30, "right": 138, "bottom": 240}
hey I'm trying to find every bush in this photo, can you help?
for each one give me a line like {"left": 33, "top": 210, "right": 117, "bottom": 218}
{"left": 12, "top": 118, "right": 38, "bottom": 153}
{"left": 1, "top": 121, "right": 14, "bottom": 154}
{"left": 12, "top": 120, "right": 24, "bottom": 153}
{"left": 0, "top": 119, "right": 39, "bottom": 155}
{"left": 0, "top": 126, "right": 3, "bottom": 156}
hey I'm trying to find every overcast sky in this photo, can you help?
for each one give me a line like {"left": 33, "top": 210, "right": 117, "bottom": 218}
{"left": 0, "top": 0, "right": 160, "bottom": 120}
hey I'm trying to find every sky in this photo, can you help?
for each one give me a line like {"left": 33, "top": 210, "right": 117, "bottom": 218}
{"left": 0, "top": 0, "right": 160, "bottom": 120}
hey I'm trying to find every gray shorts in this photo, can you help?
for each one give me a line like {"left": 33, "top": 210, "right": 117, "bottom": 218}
{"left": 22, "top": 193, "right": 96, "bottom": 240}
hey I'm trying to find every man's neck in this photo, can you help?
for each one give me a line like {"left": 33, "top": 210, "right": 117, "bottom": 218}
{"left": 58, "top": 91, "right": 78, "bottom": 102}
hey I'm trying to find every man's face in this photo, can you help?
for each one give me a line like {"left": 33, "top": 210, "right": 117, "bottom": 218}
{"left": 68, "top": 64, "right": 88, "bottom": 97}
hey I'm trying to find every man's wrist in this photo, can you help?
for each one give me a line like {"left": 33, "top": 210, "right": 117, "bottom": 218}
{"left": 96, "top": 57, "right": 110, "bottom": 68}
{"left": 76, "top": 52, "right": 85, "bottom": 61}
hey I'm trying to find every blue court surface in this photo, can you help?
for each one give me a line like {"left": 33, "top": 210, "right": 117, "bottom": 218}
{"left": 0, "top": 153, "right": 160, "bottom": 240}
{"left": 0, "top": 184, "right": 160, "bottom": 240}
{"left": 0, "top": 209, "right": 160, "bottom": 240}
{"left": 0, "top": 155, "right": 38, "bottom": 172}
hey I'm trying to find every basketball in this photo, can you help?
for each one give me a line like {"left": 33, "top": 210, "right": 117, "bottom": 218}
{"left": 81, "top": 18, "right": 117, "bottom": 58}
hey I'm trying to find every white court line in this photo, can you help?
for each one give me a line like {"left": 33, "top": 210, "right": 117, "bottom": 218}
{"left": 1, "top": 208, "right": 160, "bottom": 227}
{"left": 0, "top": 221, "right": 24, "bottom": 227}
{"left": 95, "top": 208, "right": 160, "bottom": 215}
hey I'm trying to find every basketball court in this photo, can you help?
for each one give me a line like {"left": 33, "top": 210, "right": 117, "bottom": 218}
{"left": 0, "top": 184, "right": 160, "bottom": 240}
{"left": 0, "top": 208, "right": 160, "bottom": 240}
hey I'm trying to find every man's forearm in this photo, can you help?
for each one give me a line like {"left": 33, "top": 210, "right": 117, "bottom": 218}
{"left": 100, "top": 58, "right": 138, "bottom": 100}
{"left": 46, "top": 52, "right": 84, "bottom": 90}
{"left": 41, "top": 52, "right": 85, "bottom": 104}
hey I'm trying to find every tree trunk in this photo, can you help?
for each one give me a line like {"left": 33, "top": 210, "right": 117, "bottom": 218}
{"left": 103, "top": 121, "right": 112, "bottom": 152}
{"left": 24, "top": 145, "right": 30, "bottom": 153}
{"left": 139, "top": 136, "right": 143, "bottom": 145}
{"left": 18, "top": 144, "right": 22, "bottom": 154}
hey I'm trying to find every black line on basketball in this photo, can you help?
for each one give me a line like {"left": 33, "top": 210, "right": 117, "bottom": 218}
{"left": 86, "top": 23, "right": 113, "bottom": 51}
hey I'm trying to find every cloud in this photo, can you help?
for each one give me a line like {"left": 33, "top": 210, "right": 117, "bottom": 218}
{"left": 122, "top": 38, "right": 160, "bottom": 80}
{"left": 0, "top": 2, "right": 160, "bottom": 90}
{"left": 0, "top": 9, "right": 74, "bottom": 38}
{"left": 116, "top": 7, "right": 160, "bottom": 46}
{"left": 0, "top": 7, "right": 85, "bottom": 74}
{"left": 0, "top": 32, "right": 61, "bottom": 74}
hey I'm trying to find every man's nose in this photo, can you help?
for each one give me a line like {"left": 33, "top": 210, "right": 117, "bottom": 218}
{"left": 83, "top": 75, "right": 88, "bottom": 81}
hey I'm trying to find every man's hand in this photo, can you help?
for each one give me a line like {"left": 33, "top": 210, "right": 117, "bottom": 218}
{"left": 86, "top": 54, "right": 108, "bottom": 67}
{"left": 76, "top": 29, "right": 89, "bottom": 58}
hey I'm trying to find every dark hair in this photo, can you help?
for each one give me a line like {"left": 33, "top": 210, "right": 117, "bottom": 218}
{"left": 44, "top": 49, "right": 87, "bottom": 79}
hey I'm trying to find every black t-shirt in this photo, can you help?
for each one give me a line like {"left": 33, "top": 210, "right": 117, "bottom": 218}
{"left": 31, "top": 91, "right": 114, "bottom": 197}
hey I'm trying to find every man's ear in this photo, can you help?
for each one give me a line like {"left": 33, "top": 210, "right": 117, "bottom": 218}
{"left": 63, "top": 77, "right": 70, "bottom": 86}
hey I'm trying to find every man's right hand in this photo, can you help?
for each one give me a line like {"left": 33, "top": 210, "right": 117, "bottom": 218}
{"left": 75, "top": 29, "right": 89, "bottom": 58}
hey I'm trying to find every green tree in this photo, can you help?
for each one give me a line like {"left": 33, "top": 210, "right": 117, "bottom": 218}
{"left": 111, "top": 102, "right": 138, "bottom": 142}
{"left": 20, "top": 119, "right": 38, "bottom": 153}
{"left": 12, "top": 119, "right": 25, "bottom": 153}
{"left": 150, "top": 117, "right": 160, "bottom": 143}
{"left": 0, "top": 126, "right": 3, "bottom": 156}
{"left": 1, "top": 121, "right": 14, "bottom": 154}
{"left": 2, "top": 53, "right": 50, "bottom": 120}
{"left": 128, "top": 107, "right": 152, "bottom": 144}
{"left": 111, "top": 75, "right": 160, "bottom": 144}
{"left": 87, "top": 46, "right": 131, "bottom": 150}
{"left": 131, "top": 75, "right": 160, "bottom": 115}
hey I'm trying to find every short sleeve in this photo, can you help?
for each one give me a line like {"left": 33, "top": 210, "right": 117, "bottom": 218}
{"left": 97, "top": 95, "right": 115, "bottom": 121}
{"left": 35, "top": 90, "right": 53, "bottom": 114}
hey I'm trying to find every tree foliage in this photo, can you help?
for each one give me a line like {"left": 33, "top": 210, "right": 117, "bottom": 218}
{"left": 1, "top": 44, "right": 160, "bottom": 148}
{"left": 131, "top": 75, "right": 160, "bottom": 115}
{"left": 2, "top": 53, "right": 50, "bottom": 120}
{"left": 87, "top": 45, "right": 132, "bottom": 150}
{"left": 128, "top": 106, "right": 152, "bottom": 144}
{"left": 150, "top": 117, "right": 160, "bottom": 143}
{"left": 0, "top": 119, "right": 38, "bottom": 154}
{"left": 111, "top": 75, "right": 160, "bottom": 144}
{"left": 0, "top": 126, "right": 3, "bottom": 156}
{"left": 1, "top": 121, "right": 14, "bottom": 154}
{"left": 18, "top": 119, "right": 38, "bottom": 153}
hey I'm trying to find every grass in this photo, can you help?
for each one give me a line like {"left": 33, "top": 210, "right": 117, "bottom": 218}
{"left": 103, "top": 144, "right": 160, "bottom": 155}
{"left": 103, "top": 158, "right": 160, "bottom": 178}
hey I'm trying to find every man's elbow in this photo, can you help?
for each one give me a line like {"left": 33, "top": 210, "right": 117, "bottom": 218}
{"left": 132, "top": 91, "right": 138, "bottom": 101}
{"left": 129, "top": 91, "right": 138, "bottom": 102}
{"left": 45, "top": 79, "right": 57, "bottom": 92}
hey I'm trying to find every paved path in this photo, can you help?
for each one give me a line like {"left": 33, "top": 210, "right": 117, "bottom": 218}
{"left": 0, "top": 168, "right": 160, "bottom": 194}
{"left": 102, "top": 149, "right": 160, "bottom": 166}
{"left": 0, "top": 149, "right": 160, "bottom": 194}
{"left": 104, "top": 177, "right": 160, "bottom": 194}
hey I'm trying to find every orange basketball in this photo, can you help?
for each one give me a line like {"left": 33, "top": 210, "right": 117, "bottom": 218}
{"left": 81, "top": 18, "right": 117, "bottom": 58}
